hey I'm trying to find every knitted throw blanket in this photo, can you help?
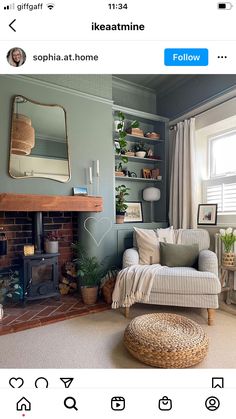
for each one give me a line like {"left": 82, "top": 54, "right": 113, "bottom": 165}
{"left": 112, "top": 264, "right": 163, "bottom": 309}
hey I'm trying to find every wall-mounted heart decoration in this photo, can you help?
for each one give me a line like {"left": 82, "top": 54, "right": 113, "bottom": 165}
{"left": 83, "top": 217, "right": 112, "bottom": 247}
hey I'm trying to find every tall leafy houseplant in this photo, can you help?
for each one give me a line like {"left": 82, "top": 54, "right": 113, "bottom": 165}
{"left": 115, "top": 184, "right": 130, "bottom": 224}
{"left": 115, "top": 111, "right": 139, "bottom": 165}
{"left": 72, "top": 242, "right": 105, "bottom": 304}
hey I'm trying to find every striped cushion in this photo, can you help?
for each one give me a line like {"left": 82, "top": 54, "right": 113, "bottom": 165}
{"left": 150, "top": 266, "right": 221, "bottom": 295}
{"left": 177, "top": 229, "right": 209, "bottom": 251}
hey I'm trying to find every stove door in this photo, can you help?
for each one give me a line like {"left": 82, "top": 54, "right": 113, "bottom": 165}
{"left": 26, "top": 256, "right": 59, "bottom": 300}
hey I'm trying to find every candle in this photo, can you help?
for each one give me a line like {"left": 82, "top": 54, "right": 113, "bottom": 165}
{"left": 96, "top": 159, "right": 100, "bottom": 177}
{"left": 89, "top": 167, "right": 93, "bottom": 184}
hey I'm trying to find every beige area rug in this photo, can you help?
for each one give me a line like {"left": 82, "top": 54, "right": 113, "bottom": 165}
{"left": 0, "top": 304, "right": 235, "bottom": 368}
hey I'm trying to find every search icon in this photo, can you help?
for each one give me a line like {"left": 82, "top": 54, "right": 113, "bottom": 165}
{"left": 64, "top": 397, "right": 78, "bottom": 411}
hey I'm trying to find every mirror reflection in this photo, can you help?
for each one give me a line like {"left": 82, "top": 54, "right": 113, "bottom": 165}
{"left": 9, "top": 95, "right": 70, "bottom": 182}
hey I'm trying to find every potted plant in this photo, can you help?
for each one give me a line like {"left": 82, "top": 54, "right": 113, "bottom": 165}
{"left": 219, "top": 228, "right": 236, "bottom": 266}
{"left": 115, "top": 184, "right": 130, "bottom": 224}
{"left": 44, "top": 231, "right": 60, "bottom": 254}
{"left": 115, "top": 111, "right": 139, "bottom": 164}
{"left": 72, "top": 242, "right": 105, "bottom": 304}
{"left": 133, "top": 141, "right": 146, "bottom": 158}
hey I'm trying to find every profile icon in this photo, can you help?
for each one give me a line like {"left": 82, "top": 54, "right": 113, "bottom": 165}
{"left": 7, "top": 47, "right": 26, "bottom": 67}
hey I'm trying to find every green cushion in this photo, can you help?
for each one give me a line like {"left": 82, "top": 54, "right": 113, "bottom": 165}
{"left": 160, "top": 242, "right": 199, "bottom": 268}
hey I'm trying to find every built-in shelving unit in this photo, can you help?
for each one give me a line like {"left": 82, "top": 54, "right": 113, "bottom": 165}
{"left": 113, "top": 104, "right": 169, "bottom": 224}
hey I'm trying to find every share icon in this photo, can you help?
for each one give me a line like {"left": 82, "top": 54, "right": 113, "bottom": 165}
{"left": 60, "top": 378, "right": 74, "bottom": 388}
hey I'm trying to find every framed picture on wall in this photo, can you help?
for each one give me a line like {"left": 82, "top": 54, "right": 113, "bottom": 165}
{"left": 72, "top": 186, "right": 88, "bottom": 196}
{"left": 197, "top": 204, "right": 218, "bottom": 225}
{"left": 124, "top": 202, "right": 143, "bottom": 223}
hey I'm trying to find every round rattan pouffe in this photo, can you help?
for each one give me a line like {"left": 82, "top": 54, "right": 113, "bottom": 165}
{"left": 124, "top": 313, "right": 209, "bottom": 368}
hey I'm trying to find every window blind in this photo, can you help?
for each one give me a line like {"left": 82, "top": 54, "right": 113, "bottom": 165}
{"left": 203, "top": 176, "right": 236, "bottom": 213}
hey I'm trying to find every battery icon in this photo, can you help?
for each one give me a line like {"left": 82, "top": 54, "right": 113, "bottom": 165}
{"left": 218, "top": 2, "right": 233, "bottom": 8}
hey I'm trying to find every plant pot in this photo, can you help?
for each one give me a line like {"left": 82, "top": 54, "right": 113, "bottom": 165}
{"left": 45, "top": 240, "right": 59, "bottom": 254}
{"left": 222, "top": 252, "right": 235, "bottom": 266}
{"left": 80, "top": 286, "right": 98, "bottom": 305}
{"left": 135, "top": 151, "right": 146, "bottom": 158}
{"left": 116, "top": 212, "right": 125, "bottom": 224}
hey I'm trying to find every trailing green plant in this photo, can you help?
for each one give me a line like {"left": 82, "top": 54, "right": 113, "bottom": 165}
{"left": 115, "top": 111, "right": 139, "bottom": 163}
{"left": 72, "top": 242, "right": 105, "bottom": 287}
{"left": 115, "top": 184, "right": 130, "bottom": 213}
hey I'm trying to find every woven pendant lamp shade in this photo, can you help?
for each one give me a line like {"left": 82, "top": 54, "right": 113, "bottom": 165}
{"left": 11, "top": 113, "right": 35, "bottom": 155}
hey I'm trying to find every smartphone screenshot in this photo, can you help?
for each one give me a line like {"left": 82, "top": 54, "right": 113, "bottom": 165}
{"left": 0, "top": 0, "right": 236, "bottom": 417}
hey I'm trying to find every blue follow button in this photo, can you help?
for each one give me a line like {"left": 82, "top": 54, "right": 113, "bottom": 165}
{"left": 164, "top": 48, "right": 208, "bottom": 66}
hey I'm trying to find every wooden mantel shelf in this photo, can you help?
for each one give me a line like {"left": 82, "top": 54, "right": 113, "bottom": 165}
{"left": 0, "top": 193, "right": 103, "bottom": 212}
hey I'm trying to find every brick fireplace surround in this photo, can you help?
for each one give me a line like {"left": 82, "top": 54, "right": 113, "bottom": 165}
{"left": 0, "top": 210, "right": 76, "bottom": 272}
{"left": 0, "top": 193, "right": 109, "bottom": 335}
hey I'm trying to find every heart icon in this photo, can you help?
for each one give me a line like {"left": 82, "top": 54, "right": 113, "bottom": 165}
{"left": 83, "top": 217, "right": 112, "bottom": 247}
{"left": 9, "top": 377, "right": 24, "bottom": 388}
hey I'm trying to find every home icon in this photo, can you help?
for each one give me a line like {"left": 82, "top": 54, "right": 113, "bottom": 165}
{"left": 16, "top": 397, "right": 31, "bottom": 411}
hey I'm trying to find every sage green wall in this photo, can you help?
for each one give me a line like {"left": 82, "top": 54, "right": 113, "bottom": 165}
{"left": 0, "top": 75, "right": 119, "bottom": 265}
{"left": 0, "top": 75, "right": 167, "bottom": 267}
{"left": 27, "top": 75, "right": 112, "bottom": 99}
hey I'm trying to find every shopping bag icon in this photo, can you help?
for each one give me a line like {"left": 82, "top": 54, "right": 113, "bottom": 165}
{"left": 158, "top": 396, "right": 172, "bottom": 411}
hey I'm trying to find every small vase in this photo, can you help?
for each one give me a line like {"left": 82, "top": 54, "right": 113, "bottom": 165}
{"left": 222, "top": 252, "right": 235, "bottom": 266}
{"left": 45, "top": 240, "right": 59, "bottom": 254}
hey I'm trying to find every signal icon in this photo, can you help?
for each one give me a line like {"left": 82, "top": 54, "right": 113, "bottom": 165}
{"left": 4, "top": 3, "right": 15, "bottom": 10}
{"left": 46, "top": 3, "right": 55, "bottom": 9}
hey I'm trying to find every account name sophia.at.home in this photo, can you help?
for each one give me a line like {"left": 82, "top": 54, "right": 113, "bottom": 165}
{"left": 33, "top": 53, "right": 99, "bottom": 62}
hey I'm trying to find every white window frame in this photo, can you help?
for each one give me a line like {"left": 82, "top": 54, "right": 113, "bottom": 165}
{"left": 203, "top": 128, "right": 236, "bottom": 218}
{"left": 208, "top": 128, "right": 236, "bottom": 179}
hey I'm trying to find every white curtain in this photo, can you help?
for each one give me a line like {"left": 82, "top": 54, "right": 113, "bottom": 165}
{"left": 169, "top": 118, "right": 197, "bottom": 229}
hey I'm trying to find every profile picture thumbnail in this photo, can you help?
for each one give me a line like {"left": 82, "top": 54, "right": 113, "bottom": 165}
{"left": 7, "top": 47, "right": 26, "bottom": 67}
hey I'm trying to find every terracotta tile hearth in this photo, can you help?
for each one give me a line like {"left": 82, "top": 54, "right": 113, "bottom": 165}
{"left": 0, "top": 295, "right": 110, "bottom": 336}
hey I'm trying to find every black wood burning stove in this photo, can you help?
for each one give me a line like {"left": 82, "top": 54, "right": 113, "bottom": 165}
{"left": 21, "top": 211, "right": 60, "bottom": 303}
{"left": 22, "top": 253, "right": 60, "bottom": 302}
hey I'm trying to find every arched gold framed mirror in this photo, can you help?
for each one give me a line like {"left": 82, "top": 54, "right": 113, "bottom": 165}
{"left": 9, "top": 95, "right": 71, "bottom": 182}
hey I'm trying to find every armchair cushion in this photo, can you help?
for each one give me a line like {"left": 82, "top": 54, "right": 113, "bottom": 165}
{"left": 150, "top": 267, "right": 221, "bottom": 295}
{"left": 160, "top": 242, "right": 199, "bottom": 268}
{"left": 198, "top": 249, "right": 218, "bottom": 277}
{"left": 134, "top": 227, "right": 159, "bottom": 264}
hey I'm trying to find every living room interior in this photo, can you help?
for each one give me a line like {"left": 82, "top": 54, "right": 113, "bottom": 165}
{"left": 0, "top": 74, "right": 236, "bottom": 368}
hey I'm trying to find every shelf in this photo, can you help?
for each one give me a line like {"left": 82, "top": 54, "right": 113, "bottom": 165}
{"left": 114, "top": 133, "right": 164, "bottom": 144}
{"left": 115, "top": 176, "right": 162, "bottom": 182}
{"left": 0, "top": 193, "right": 103, "bottom": 212}
{"left": 115, "top": 154, "right": 163, "bottom": 163}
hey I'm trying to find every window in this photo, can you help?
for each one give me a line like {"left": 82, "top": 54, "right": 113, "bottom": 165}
{"left": 203, "top": 129, "right": 236, "bottom": 214}
{"left": 209, "top": 130, "right": 236, "bottom": 178}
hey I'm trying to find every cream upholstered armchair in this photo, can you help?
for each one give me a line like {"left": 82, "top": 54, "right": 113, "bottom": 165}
{"left": 122, "top": 228, "right": 221, "bottom": 325}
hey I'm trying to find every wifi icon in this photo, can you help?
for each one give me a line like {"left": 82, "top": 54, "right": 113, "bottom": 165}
{"left": 47, "top": 3, "right": 55, "bottom": 9}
